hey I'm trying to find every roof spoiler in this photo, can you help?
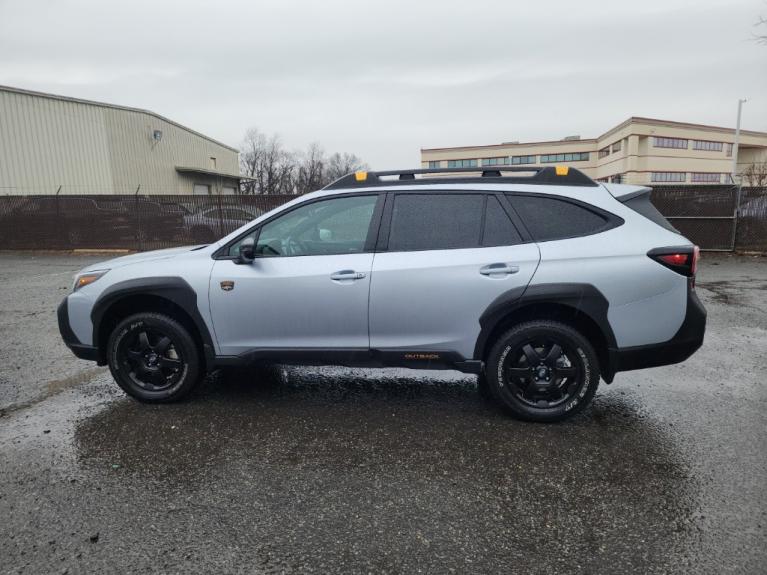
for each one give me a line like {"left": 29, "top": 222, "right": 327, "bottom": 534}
{"left": 601, "top": 183, "right": 652, "bottom": 202}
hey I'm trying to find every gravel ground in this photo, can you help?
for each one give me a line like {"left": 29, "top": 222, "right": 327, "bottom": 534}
{"left": 0, "top": 251, "right": 765, "bottom": 574}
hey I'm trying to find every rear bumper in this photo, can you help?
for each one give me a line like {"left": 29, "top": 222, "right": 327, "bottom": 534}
{"left": 608, "top": 279, "right": 706, "bottom": 375}
{"left": 58, "top": 298, "right": 100, "bottom": 362}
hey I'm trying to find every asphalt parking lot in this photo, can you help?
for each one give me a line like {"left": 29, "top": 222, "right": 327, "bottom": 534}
{"left": 0, "top": 251, "right": 765, "bottom": 574}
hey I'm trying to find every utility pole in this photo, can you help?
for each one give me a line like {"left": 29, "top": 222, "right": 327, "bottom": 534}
{"left": 731, "top": 98, "right": 747, "bottom": 184}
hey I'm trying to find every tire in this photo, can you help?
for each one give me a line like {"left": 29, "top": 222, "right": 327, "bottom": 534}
{"left": 484, "top": 320, "right": 600, "bottom": 422}
{"left": 106, "top": 312, "right": 202, "bottom": 403}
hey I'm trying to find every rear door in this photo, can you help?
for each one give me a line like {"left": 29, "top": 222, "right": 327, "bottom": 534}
{"left": 369, "top": 192, "right": 540, "bottom": 359}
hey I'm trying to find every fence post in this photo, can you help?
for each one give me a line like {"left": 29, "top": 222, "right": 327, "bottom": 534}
{"left": 731, "top": 183, "right": 743, "bottom": 251}
{"left": 134, "top": 185, "right": 142, "bottom": 251}
{"left": 216, "top": 189, "right": 224, "bottom": 238}
{"left": 55, "top": 185, "right": 62, "bottom": 247}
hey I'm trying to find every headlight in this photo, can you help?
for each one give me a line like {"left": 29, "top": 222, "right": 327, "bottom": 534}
{"left": 73, "top": 270, "right": 109, "bottom": 291}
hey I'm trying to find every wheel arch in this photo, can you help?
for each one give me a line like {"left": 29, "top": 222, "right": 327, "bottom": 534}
{"left": 91, "top": 277, "right": 215, "bottom": 369}
{"left": 474, "top": 283, "right": 617, "bottom": 383}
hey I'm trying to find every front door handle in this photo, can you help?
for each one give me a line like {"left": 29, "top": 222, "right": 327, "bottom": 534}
{"left": 330, "top": 270, "right": 366, "bottom": 281}
{"left": 479, "top": 263, "right": 520, "bottom": 276}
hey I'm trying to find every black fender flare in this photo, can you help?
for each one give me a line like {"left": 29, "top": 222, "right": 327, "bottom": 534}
{"left": 91, "top": 276, "right": 216, "bottom": 369}
{"left": 473, "top": 282, "right": 617, "bottom": 378}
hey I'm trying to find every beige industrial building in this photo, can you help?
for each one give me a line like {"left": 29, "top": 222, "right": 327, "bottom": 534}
{"left": 0, "top": 85, "right": 243, "bottom": 195}
{"left": 421, "top": 117, "right": 767, "bottom": 185}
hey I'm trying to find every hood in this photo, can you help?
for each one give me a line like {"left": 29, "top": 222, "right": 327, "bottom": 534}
{"left": 81, "top": 245, "right": 205, "bottom": 272}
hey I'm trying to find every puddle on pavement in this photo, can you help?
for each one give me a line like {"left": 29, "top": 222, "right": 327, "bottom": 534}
{"left": 68, "top": 366, "right": 701, "bottom": 572}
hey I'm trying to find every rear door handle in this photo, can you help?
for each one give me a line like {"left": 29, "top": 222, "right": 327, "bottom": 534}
{"left": 479, "top": 263, "right": 519, "bottom": 276}
{"left": 330, "top": 270, "right": 366, "bottom": 281}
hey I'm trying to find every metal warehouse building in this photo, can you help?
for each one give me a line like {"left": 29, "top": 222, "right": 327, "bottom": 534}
{"left": 0, "top": 85, "right": 242, "bottom": 195}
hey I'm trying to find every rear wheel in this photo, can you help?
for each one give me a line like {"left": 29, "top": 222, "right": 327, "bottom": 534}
{"left": 107, "top": 312, "right": 201, "bottom": 402}
{"left": 485, "top": 320, "right": 600, "bottom": 422}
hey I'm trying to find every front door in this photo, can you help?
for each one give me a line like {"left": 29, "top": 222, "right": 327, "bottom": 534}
{"left": 209, "top": 194, "right": 382, "bottom": 356}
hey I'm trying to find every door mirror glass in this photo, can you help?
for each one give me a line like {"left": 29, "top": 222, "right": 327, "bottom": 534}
{"left": 236, "top": 237, "right": 255, "bottom": 264}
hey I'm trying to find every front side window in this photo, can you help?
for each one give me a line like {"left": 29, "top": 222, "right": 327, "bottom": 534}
{"left": 387, "top": 194, "right": 484, "bottom": 251}
{"left": 229, "top": 195, "right": 378, "bottom": 257}
{"left": 509, "top": 195, "right": 611, "bottom": 242}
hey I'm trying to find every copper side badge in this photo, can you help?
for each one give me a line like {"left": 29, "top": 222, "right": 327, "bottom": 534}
{"left": 220, "top": 280, "right": 235, "bottom": 292}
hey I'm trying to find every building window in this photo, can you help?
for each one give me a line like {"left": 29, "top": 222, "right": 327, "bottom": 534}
{"left": 539, "top": 152, "right": 590, "bottom": 163}
{"left": 611, "top": 140, "right": 622, "bottom": 153}
{"left": 510, "top": 155, "right": 536, "bottom": 165}
{"left": 653, "top": 137, "right": 688, "bottom": 149}
{"left": 598, "top": 147, "right": 610, "bottom": 159}
{"left": 690, "top": 172, "right": 721, "bottom": 183}
{"left": 651, "top": 172, "right": 686, "bottom": 183}
{"left": 610, "top": 174, "right": 623, "bottom": 183}
{"left": 691, "top": 140, "right": 723, "bottom": 152}
{"left": 428, "top": 161, "right": 441, "bottom": 168}
{"left": 193, "top": 184, "right": 210, "bottom": 195}
{"left": 482, "top": 157, "right": 509, "bottom": 166}
{"left": 447, "top": 159, "right": 478, "bottom": 168}
{"left": 210, "top": 157, "right": 217, "bottom": 169}
{"left": 726, "top": 143, "right": 733, "bottom": 157}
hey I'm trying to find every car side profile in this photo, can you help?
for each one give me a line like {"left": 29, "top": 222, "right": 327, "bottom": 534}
{"left": 58, "top": 166, "right": 706, "bottom": 422}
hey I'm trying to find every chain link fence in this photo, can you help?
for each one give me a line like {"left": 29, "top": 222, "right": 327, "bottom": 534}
{"left": 0, "top": 194, "right": 295, "bottom": 251}
{"left": 0, "top": 186, "right": 764, "bottom": 252}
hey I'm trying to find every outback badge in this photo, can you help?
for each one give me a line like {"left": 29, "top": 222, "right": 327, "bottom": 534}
{"left": 220, "top": 280, "right": 235, "bottom": 292}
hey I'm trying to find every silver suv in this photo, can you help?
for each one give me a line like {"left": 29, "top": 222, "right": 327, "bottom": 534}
{"left": 58, "top": 167, "right": 706, "bottom": 422}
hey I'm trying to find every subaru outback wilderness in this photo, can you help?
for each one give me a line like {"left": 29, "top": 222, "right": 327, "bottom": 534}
{"left": 58, "top": 166, "right": 706, "bottom": 422}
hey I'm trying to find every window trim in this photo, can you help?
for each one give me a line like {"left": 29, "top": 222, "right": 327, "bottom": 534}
{"left": 503, "top": 191, "right": 624, "bottom": 243}
{"left": 212, "top": 192, "right": 385, "bottom": 260}
{"left": 375, "top": 190, "right": 530, "bottom": 253}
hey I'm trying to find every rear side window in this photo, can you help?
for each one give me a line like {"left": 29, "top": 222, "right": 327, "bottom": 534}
{"left": 388, "top": 194, "right": 484, "bottom": 251}
{"left": 483, "top": 196, "right": 522, "bottom": 247}
{"left": 509, "top": 195, "right": 610, "bottom": 241}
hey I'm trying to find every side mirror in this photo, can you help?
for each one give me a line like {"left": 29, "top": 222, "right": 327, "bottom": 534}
{"left": 236, "top": 237, "right": 255, "bottom": 264}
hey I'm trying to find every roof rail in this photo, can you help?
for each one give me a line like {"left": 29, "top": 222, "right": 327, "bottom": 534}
{"left": 323, "top": 166, "right": 598, "bottom": 190}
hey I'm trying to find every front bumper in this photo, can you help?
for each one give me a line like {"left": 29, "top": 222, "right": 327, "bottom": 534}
{"left": 57, "top": 298, "right": 100, "bottom": 362}
{"left": 608, "top": 278, "right": 706, "bottom": 375}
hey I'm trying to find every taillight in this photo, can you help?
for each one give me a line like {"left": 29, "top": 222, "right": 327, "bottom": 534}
{"left": 648, "top": 246, "right": 699, "bottom": 278}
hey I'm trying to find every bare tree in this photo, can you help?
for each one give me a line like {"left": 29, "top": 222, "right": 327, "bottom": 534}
{"left": 325, "top": 152, "right": 369, "bottom": 185}
{"left": 742, "top": 162, "right": 767, "bottom": 190}
{"left": 239, "top": 128, "right": 369, "bottom": 194}
{"left": 295, "top": 142, "right": 326, "bottom": 194}
{"left": 239, "top": 128, "right": 296, "bottom": 194}
{"left": 757, "top": 14, "right": 767, "bottom": 44}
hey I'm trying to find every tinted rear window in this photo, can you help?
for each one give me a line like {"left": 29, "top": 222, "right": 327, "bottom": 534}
{"left": 483, "top": 196, "right": 522, "bottom": 247}
{"left": 510, "top": 195, "right": 609, "bottom": 241}
{"left": 388, "top": 194, "right": 484, "bottom": 251}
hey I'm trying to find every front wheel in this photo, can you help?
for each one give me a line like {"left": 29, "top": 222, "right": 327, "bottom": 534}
{"left": 107, "top": 313, "right": 202, "bottom": 402}
{"left": 485, "top": 320, "right": 600, "bottom": 422}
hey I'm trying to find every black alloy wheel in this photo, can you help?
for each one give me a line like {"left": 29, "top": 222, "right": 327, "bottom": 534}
{"left": 504, "top": 338, "right": 581, "bottom": 408}
{"left": 118, "top": 327, "right": 185, "bottom": 391}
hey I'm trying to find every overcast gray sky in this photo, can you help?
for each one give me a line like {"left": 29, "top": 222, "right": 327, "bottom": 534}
{"left": 1, "top": 0, "right": 765, "bottom": 167}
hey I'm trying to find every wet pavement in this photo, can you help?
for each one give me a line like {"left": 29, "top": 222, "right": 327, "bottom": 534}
{"left": 0, "top": 252, "right": 765, "bottom": 574}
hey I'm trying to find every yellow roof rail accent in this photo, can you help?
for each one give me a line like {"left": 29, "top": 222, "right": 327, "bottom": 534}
{"left": 555, "top": 166, "right": 570, "bottom": 176}
{"left": 354, "top": 171, "right": 368, "bottom": 182}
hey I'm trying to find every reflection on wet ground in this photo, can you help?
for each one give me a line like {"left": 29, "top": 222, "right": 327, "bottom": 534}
{"left": 67, "top": 367, "right": 698, "bottom": 574}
